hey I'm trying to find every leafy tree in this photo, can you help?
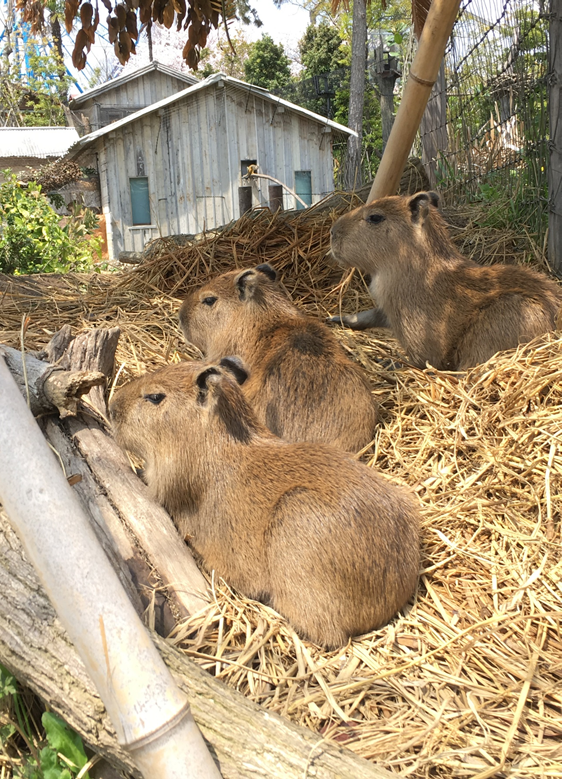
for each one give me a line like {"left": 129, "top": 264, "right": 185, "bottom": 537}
{"left": 0, "top": 173, "right": 102, "bottom": 274}
{"left": 0, "top": 45, "right": 71, "bottom": 127}
{"left": 200, "top": 28, "right": 254, "bottom": 79}
{"left": 244, "top": 35, "right": 292, "bottom": 91}
{"left": 299, "top": 22, "right": 343, "bottom": 76}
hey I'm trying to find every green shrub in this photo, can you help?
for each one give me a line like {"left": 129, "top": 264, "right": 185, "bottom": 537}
{"left": 0, "top": 172, "right": 102, "bottom": 275}
{"left": 0, "top": 664, "right": 90, "bottom": 779}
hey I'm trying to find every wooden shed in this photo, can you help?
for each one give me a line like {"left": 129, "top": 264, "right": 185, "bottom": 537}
{"left": 68, "top": 73, "right": 355, "bottom": 261}
{"left": 68, "top": 61, "right": 198, "bottom": 135}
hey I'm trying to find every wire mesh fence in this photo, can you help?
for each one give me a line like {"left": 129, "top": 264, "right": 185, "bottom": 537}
{"left": 274, "top": 1, "right": 549, "bottom": 239}
{"left": 423, "top": 0, "right": 549, "bottom": 239}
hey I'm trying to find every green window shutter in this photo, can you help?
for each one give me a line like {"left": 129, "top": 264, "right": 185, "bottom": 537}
{"left": 130, "top": 177, "right": 151, "bottom": 225}
{"left": 294, "top": 170, "right": 312, "bottom": 210}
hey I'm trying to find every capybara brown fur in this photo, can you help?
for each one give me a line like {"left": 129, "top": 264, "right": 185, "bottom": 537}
{"left": 329, "top": 191, "right": 562, "bottom": 370}
{"left": 178, "top": 263, "right": 377, "bottom": 453}
{"left": 109, "top": 359, "right": 420, "bottom": 649}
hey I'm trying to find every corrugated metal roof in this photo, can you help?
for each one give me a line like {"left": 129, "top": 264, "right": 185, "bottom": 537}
{"left": 69, "top": 61, "right": 198, "bottom": 107}
{"left": 69, "top": 73, "right": 356, "bottom": 155}
{"left": 0, "top": 127, "right": 80, "bottom": 159}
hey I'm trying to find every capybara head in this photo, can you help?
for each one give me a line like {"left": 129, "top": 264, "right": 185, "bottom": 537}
{"left": 110, "top": 356, "right": 256, "bottom": 463}
{"left": 330, "top": 191, "right": 449, "bottom": 273}
{"left": 178, "top": 264, "right": 296, "bottom": 358}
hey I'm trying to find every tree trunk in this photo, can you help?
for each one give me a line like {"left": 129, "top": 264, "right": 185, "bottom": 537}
{"left": 50, "top": 17, "right": 67, "bottom": 93}
{"left": 549, "top": 0, "right": 562, "bottom": 276}
{"left": 0, "top": 509, "right": 393, "bottom": 779}
{"left": 345, "top": 0, "right": 367, "bottom": 191}
{"left": 420, "top": 62, "right": 448, "bottom": 189}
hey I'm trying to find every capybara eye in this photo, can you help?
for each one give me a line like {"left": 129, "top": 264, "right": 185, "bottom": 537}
{"left": 202, "top": 296, "right": 218, "bottom": 307}
{"left": 366, "top": 213, "right": 385, "bottom": 225}
{"left": 144, "top": 393, "right": 166, "bottom": 405}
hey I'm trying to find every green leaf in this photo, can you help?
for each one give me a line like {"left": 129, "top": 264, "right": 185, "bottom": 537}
{"left": 40, "top": 746, "right": 72, "bottom": 779}
{"left": 0, "top": 721, "right": 16, "bottom": 743}
{"left": 0, "top": 664, "right": 18, "bottom": 698}
{"left": 42, "top": 713, "right": 89, "bottom": 777}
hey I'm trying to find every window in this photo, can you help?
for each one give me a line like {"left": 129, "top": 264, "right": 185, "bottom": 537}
{"left": 294, "top": 170, "right": 312, "bottom": 210}
{"left": 241, "top": 159, "right": 257, "bottom": 178}
{"left": 129, "top": 177, "right": 151, "bottom": 225}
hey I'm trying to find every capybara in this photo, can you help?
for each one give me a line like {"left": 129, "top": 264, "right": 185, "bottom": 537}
{"left": 329, "top": 191, "right": 562, "bottom": 370}
{"left": 110, "top": 358, "right": 420, "bottom": 648}
{"left": 178, "top": 263, "right": 378, "bottom": 452}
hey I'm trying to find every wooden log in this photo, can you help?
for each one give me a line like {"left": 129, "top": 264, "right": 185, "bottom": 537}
{"left": 0, "top": 344, "right": 105, "bottom": 417}
{"left": 65, "top": 417, "right": 210, "bottom": 619}
{"left": 0, "top": 509, "right": 394, "bottom": 779}
{"left": 42, "top": 418, "right": 176, "bottom": 636}
{"left": 58, "top": 327, "right": 121, "bottom": 415}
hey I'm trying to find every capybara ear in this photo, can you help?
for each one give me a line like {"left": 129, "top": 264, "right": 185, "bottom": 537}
{"left": 408, "top": 191, "right": 438, "bottom": 223}
{"left": 255, "top": 263, "right": 277, "bottom": 282}
{"left": 219, "top": 356, "right": 249, "bottom": 385}
{"left": 427, "top": 191, "right": 440, "bottom": 209}
{"left": 235, "top": 269, "right": 259, "bottom": 300}
{"left": 195, "top": 366, "right": 221, "bottom": 404}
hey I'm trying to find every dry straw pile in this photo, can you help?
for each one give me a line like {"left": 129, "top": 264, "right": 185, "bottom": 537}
{"left": 1, "top": 198, "right": 561, "bottom": 778}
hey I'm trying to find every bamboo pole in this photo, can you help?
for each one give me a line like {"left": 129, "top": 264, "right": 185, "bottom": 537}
{"left": 367, "top": 0, "right": 461, "bottom": 202}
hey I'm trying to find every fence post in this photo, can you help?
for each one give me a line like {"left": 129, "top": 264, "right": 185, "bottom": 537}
{"left": 238, "top": 186, "right": 253, "bottom": 217}
{"left": 269, "top": 185, "right": 284, "bottom": 212}
{"left": 420, "top": 62, "right": 448, "bottom": 189}
{"left": 549, "top": 0, "right": 562, "bottom": 276}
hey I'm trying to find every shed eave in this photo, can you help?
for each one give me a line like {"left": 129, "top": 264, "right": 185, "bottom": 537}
{"left": 69, "top": 61, "right": 198, "bottom": 108}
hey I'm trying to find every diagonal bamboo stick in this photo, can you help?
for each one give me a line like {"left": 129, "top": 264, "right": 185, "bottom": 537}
{"left": 367, "top": 0, "right": 462, "bottom": 202}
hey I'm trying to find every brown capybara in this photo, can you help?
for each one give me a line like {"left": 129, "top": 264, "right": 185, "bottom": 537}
{"left": 329, "top": 191, "right": 562, "bottom": 371}
{"left": 109, "top": 358, "right": 420, "bottom": 649}
{"left": 178, "top": 263, "right": 377, "bottom": 453}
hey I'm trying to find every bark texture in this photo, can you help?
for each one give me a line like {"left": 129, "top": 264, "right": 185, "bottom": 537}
{"left": 0, "top": 510, "right": 393, "bottom": 779}
{"left": 345, "top": 0, "right": 367, "bottom": 190}
{"left": 0, "top": 344, "right": 105, "bottom": 417}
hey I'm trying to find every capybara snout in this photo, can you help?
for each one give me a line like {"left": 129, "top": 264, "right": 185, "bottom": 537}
{"left": 111, "top": 359, "right": 420, "bottom": 648}
{"left": 179, "top": 263, "right": 378, "bottom": 452}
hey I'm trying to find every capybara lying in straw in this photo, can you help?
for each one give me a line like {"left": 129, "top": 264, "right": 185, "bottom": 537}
{"left": 329, "top": 191, "right": 562, "bottom": 370}
{"left": 178, "top": 263, "right": 377, "bottom": 453}
{"left": 110, "top": 359, "right": 420, "bottom": 648}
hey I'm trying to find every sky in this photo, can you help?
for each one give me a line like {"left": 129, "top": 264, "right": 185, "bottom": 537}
{"left": 246, "top": 1, "right": 311, "bottom": 52}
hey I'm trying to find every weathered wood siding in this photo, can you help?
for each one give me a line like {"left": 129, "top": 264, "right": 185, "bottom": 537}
{"left": 98, "top": 82, "right": 337, "bottom": 259}
{"left": 78, "top": 71, "right": 193, "bottom": 132}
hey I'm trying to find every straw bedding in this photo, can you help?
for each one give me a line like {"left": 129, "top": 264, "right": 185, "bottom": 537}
{"left": 1, "top": 199, "right": 561, "bottom": 778}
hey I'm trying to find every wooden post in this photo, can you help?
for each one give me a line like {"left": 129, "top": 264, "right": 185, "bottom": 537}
{"left": 269, "top": 184, "right": 284, "bottom": 212}
{"left": 238, "top": 186, "right": 253, "bottom": 216}
{"left": 549, "top": 0, "right": 562, "bottom": 276}
{"left": 374, "top": 44, "right": 401, "bottom": 150}
{"left": 420, "top": 62, "right": 448, "bottom": 189}
{"left": 367, "top": 0, "right": 461, "bottom": 202}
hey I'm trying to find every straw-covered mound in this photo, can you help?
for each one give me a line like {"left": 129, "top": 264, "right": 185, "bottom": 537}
{"left": 1, "top": 200, "right": 561, "bottom": 778}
